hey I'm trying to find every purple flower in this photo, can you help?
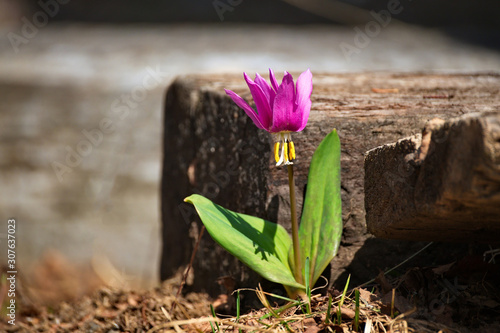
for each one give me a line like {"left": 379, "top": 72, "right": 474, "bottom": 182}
{"left": 225, "top": 69, "right": 312, "bottom": 166}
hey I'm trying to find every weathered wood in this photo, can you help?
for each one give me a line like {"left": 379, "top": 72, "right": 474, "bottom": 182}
{"left": 365, "top": 112, "right": 500, "bottom": 242}
{"left": 161, "top": 72, "right": 500, "bottom": 295}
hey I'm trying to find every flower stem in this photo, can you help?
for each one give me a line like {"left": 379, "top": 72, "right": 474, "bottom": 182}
{"left": 287, "top": 164, "right": 302, "bottom": 284}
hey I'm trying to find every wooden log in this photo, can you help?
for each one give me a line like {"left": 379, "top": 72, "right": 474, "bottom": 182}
{"left": 365, "top": 112, "right": 500, "bottom": 242}
{"left": 161, "top": 72, "right": 500, "bottom": 295}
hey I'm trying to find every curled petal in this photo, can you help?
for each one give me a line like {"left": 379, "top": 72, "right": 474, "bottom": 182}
{"left": 295, "top": 69, "right": 313, "bottom": 131}
{"left": 255, "top": 72, "right": 276, "bottom": 106}
{"left": 224, "top": 89, "right": 265, "bottom": 129}
{"left": 244, "top": 73, "right": 272, "bottom": 129}
{"left": 269, "top": 68, "right": 279, "bottom": 93}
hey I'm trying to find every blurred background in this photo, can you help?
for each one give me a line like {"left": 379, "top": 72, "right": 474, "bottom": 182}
{"left": 0, "top": 0, "right": 499, "bottom": 301}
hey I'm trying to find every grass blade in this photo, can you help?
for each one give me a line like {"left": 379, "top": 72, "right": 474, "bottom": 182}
{"left": 337, "top": 274, "right": 350, "bottom": 324}
{"left": 354, "top": 288, "right": 360, "bottom": 331}
{"left": 236, "top": 290, "right": 241, "bottom": 333}
{"left": 325, "top": 294, "right": 333, "bottom": 325}
{"left": 210, "top": 304, "right": 219, "bottom": 332}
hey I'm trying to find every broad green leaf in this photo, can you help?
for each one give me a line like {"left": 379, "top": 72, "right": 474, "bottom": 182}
{"left": 185, "top": 194, "right": 305, "bottom": 290}
{"left": 299, "top": 129, "right": 342, "bottom": 286}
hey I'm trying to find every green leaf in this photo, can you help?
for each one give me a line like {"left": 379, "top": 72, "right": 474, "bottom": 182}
{"left": 185, "top": 194, "right": 305, "bottom": 290}
{"left": 299, "top": 129, "right": 342, "bottom": 286}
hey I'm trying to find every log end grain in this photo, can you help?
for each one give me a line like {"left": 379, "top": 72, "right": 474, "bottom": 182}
{"left": 365, "top": 112, "right": 500, "bottom": 243}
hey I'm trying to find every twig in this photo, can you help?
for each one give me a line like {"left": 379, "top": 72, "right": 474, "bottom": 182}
{"left": 356, "top": 242, "right": 434, "bottom": 290}
{"left": 170, "top": 225, "right": 205, "bottom": 316}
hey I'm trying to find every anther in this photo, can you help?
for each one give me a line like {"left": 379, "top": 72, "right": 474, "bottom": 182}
{"left": 289, "top": 141, "right": 296, "bottom": 160}
{"left": 274, "top": 142, "right": 280, "bottom": 163}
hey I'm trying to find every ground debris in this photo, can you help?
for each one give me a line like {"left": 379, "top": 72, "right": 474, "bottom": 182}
{"left": 2, "top": 255, "right": 499, "bottom": 332}
{"left": 0, "top": 279, "right": 212, "bottom": 333}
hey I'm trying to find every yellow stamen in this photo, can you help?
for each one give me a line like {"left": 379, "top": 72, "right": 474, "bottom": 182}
{"left": 288, "top": 141, "right": 296, "bottom": 160}
{"left": 284, "top": 141, "right": 289, "bottom": 162}
{"left": 274, "top": 142, "right": 280, "bottom": 163}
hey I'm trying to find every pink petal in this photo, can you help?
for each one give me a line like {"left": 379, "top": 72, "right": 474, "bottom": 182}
{"left": 295, "top": 69, "right": 313, "bottom": 131}
{"left": 254, "top": 73, "right": 276, "bottom": 106}
{"left": 224, "top": 89, "right": 265, "bottom": 129}
{"left": 269, "top": 68, "right": 279, "bottom": 93}
{"left": 271, "top": 72, "right": 302, "bottom": 132}
{"left": 244, "top": 73, "right": 272, "bottom": 129}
